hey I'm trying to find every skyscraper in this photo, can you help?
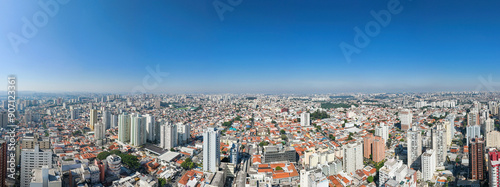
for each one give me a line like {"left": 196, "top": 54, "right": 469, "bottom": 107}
{"left": 469, "top": 137, "right": 486, "bottom": 180}
{"left": 443, "top": 119, "right": 453, "bottom": 146}
{"left": 343, "top": 141, "right": 363, "bottom": 173}
{"left": 160, "top": 122, "right": 177, "bottom": 150}
{"left": 89, "top": 109, "right": 97, "bottom": 130}
{"left": 144, "top": 114, "right": 155, "bottom": 142}
{"left": 0, "top": 111, "right": 8, "bottom": 128}
{"left": 111, "top": 114, "right": 118, "bottom": 129}
{"left": 407, "top": 128, "right": 422, "bottom": 169}
{"left": 483, "top": 117, "right": 494, "bottom": 135}
{"left": 300, "top": 112, "right": 310, "bottom": 126}
{"left": 363, "top": 135, "right": 374, "bottom": 159}
{"left": 372, "top": 136, "right": 385, "bottom": 163}
{"left": 489, "top": 101, "right": 498, "bottom": 116}
{"left": 203, "top": 127, "right": 220, "bottom": 173}
{"left": 118, "top": 112, "right": 131, "bottom": 143}
{"left": 399, "top": 109, "right": 412, "bottom": 131}
{"left": 421, "top": 149, "right": 436, "bottom": 181}
{"left": 70, "top": 109, "right": 79, "bottom": 120}
{"left": 130, "top": 114, "right": 146, "bottom": 146}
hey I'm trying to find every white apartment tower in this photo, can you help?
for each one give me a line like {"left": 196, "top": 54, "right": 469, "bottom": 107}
{"left": 407, "top": 127, "right": 422, "bottom": 169}
{"left": 20, "top": 145, "right": 52, "bottom": 187}
{"left": 432, "top": 126, "right": 447, "bottom": 167}
{"left": 118, "top": 112, "right": 131, "bottom": 143}
{"left": 145, "top": 114, "right": 156, "bottom": 142}
{"left": 130, "top": 114, "right": 146, "bottom": 146}
{"left": 203, "top": 127, "right": 221, "bottom": 173}
{"left": 343, "top": 141, "right": 363, "bottom": 173}
{"left": 421, "top": 149, "right": 436, "bottom": 181}
{"left": 160, "top": 122, "right": 177, "bottom": 150}
{"left": 301, "top": 112, "right": 310, "bottom": 126}
{"left": 177, "top": 123, "right": 191, "bottom": 145}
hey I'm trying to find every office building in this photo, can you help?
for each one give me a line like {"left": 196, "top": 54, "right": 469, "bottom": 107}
{"left": 262, "top": 146, "right": 297, "bottom": 164}
{"left": 469, "top": 137, "right": 486, "bottom": 180}
{"left": 70, "top": 109, "right": 79, "bottom": 120}
{"left": 20, "top": 145, "right": 52, "bottom": 187}
{"left": 421, "top": 149, "right": 436, "bottom": 181}
{"left": 343, "top": 141, "right": 363, "bottom": 173}
{"left": 0, "top": 111, "right": 8, "bottom": 128}
{"left": 301, "top": 112, "right": 310, "bottom": 126}
{"left": 203, "top": 127, "right": 220, "bottom": 173}
{"left": 118, "top": 112, "right": 131, "bottom": 143}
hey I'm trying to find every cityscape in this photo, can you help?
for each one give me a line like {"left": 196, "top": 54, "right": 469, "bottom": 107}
{"left": 2, "top": 1, "right": 500, "bottom": 187}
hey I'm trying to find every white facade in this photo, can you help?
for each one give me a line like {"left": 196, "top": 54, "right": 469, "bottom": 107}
{"left": 301, "top": 112, "right": 310, "bottom": 126}
{"left": 118, "top": 113, "right": 131, "bottom": 142}
{"left": 107, "top": 154, "right": 122, "bottom": 177}
{"left": 399, "top": 109, "right": 412, "bottom": 127}
{"left": 21, "top": 145, "right": 52, "bottom": 187}
{"left": 203, "top": 127, "right": 221, "bottom": 173}
{"left": 421, "top": 149, "right": 436, "bottom": 181}
{"left": 102, "top": 110, "right": 111, "bottom": 130}
{"left": 407, "top": 129, "right": 422, "bottom": 169}
{"left": 130, "top": 114, "right": 146, "bottom": 146}
{"left": 177, "top": 123, "right": 191, "bottom": 145}
{"left": 160, "top": 122, "right": 177, "bottom": 150}
{"left": 466, "top": 125, "right": 481, "bottom": 146}
{"left": 375, "top": 123, "right": 389, "bottom": 144}
{"left": 432, "top": 127, "right": 447, "bottom": 167}
{"left": 94, "top": 122, "right": 105, "bottom": 140}
{"left": 343, "top": 142, "right": 363, "bottom": 173}
{"left": 145, "top": 114, "right": 156, "bottom": 142}
{"left": 444, "top": 120, "right": 453, "bottom": 146}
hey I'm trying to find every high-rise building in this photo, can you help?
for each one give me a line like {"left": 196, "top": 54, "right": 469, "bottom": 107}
{"left": 466, "top": 125, "right": 481, "bottom": 146}
{"left": 230, "top": 143, "right": 239, "bottom": 164}
{"left": 177, "top": 123, "right": 191, "bottom": 145}
{"left": 483, "top": 118, "right": 494, "bottom": 135}
{"left": 111, "top": 114, "right": 118, "bottom": 129}
{"left": 130, "top": 114, "right": 146, "bottom": 146}
{"left": 363, "top": 135, "right": 374, "bottom": 159}
{"left": 203, "top": 127, "right": 221, "bottom": 173}
{"left": 407, "top": 128, "right": 422, "bottom": 169}
{"left": 70, "top": 109, "right": 79, "bottom": 120}
{"left": 489, "top": 101, "right": 499, "bottom": 116}
{"left": 469, "top": 137, "right": 486, "bottom": 180}
{"left": 375, "top": 123, "right": 389, "bottom": 144}
{"left": 20, "top": 145, "right": 52, "bottom": 187}
{"left": 432, "top": 126, "right": 447, "bottom": 167}
{"left": 468, "top": 109, "right": 480, "bottom": 126}
{"left": 144, "top": 114, "right": 155, "bottom": 142}
{"left": 29, "top": 166, "right": 62, "bottom": 187}
{"left": 107, "top": 154, "right": 122, "bottom": 177}
{"left": 444, "top": 119, "right": 453, "bottom": 146}
{"left": 118, "top": 113, "right": 131, "bottom": 143}
{"left": 102, "top": 110, "right": 111, "bottom": 130}
{"left": 372, "top": 136, "right": 385, "bottom": 163}
{"left": 343, "top": 141, "right": 363, "bottom": 173}
{"left": 487, "top": 131, "right": 500, "bottom": 148}
{"left": 94, "top": 122, "right": 105, "bottom": 140}
{"left": 0, "top": 140, "right": 7, "bottom": 187}
{"left": 89, "top": 109, "right": 97, "bottom": 131}
{"left": 399, "top": 109, "right": 412, "bottom": 131}
{"left": 421, "top": 149, "right": 436, "bottom": 181}
{"left": 489, "top": 149, "right": 500, "bottom": 187}
{"left": 160, "top": 122, "right": 177, "bottom": 150}
{"left": 301, "top": 112, "right": 310, "bottom": 126}
{"left": 0, "top": 111, "right": 8, "bottom": 128}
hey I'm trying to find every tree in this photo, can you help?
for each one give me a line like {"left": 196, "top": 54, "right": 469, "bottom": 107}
{"left": 97, "top": 151, "right": 111, "bottom": 160}
{"left": 275, "top": 166, "right": 283, "bottom": 170}
{"left": 367, "top": 176, "right": 374, "bottom": 183}
{"left": 158, "top": 178, "right": 167, "bottom": 187}
{"left": 170, "top": 148, "right": 175, "bottom": 152}
{"left": 329, "top": 134, "right": 335, "bottom": 141}
{"left": 280, "top": 129, "right": 286, "bottom": 134}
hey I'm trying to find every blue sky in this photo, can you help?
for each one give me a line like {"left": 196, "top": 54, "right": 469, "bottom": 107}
{"left": 1, "top": 0, "right": 499, "bottom": 93}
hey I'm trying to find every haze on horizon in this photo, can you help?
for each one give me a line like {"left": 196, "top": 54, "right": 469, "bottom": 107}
{"left": 1, "top": 0, "right": 499, "bottom": 94}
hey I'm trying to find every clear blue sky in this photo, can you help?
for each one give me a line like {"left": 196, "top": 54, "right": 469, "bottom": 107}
{"left": 1, "top": 0, "right": 499, "bottom": 93}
